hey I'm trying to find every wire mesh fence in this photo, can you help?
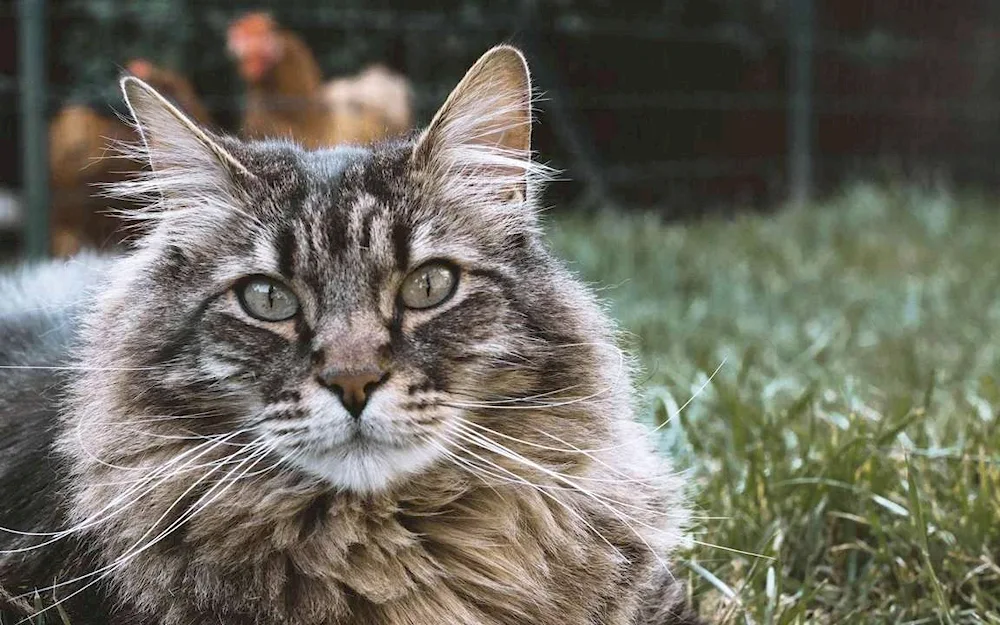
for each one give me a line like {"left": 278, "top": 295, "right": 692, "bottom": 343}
{"left": 2, "top": 0, "right": 1000, "bottom": 258}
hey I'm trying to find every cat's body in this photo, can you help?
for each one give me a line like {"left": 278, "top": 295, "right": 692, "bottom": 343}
{"left": 0, "top": 256, "right": 121, "bottom": 623}
{"left": 0, "top": 48, "right": 701, "bottom": 624}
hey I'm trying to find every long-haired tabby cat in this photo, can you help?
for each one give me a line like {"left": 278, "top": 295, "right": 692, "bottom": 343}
{"left": 0, "top": 47, "right": 702, "bottom": 624}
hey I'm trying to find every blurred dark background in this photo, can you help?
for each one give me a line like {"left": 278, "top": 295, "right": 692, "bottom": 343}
{"left": 2, "top": 0, "right": 999, "bottom": 256}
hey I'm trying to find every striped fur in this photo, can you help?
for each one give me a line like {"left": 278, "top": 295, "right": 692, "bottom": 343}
{"left": 0, "top": 47, "right": 701, "bottom": 624}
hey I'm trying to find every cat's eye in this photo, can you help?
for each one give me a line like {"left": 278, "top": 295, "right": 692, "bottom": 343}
{"left": 236, "top": 276, "right": 299, "bottom": 322}
{"left": 400, "top": 262, "right": 458, "bottom": 310}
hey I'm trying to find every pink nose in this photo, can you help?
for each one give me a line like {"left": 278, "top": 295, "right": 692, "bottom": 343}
{"left": 316, "top": 369, "right": 387, "bottom": 418}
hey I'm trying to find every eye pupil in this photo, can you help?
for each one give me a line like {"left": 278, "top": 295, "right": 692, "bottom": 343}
{"left": 400, "top": 262, "right": 457, "bottom": 310}
{"left": 237, "top": 276, "right": 299, "bottom": 322}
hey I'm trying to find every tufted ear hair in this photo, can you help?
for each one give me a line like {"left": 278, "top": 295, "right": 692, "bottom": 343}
{"left": 121, "top": 76, "right": 251, "bottom": 181}
{"left": 413, "top": 45, "right": 548, "bottom": 209}
{"left": 109, "top": 76, "right": 255, "bottom": 238}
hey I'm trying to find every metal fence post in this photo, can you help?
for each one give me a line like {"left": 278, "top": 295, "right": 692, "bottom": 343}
{"left": 18, "top": 0, "right": 49, "bottom": 259}
{"left": 788, "top": 0, "right": 814, "bottom": 207}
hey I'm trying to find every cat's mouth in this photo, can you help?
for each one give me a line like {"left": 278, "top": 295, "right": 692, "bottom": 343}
{"left": 272, "top": 386, "right": 447, "bottom": 492}
{"left": 341, "top": 423, "right": 414, "bottom": 450}
{"left": 291, "top": 429, "right": 444, "bottom": 493}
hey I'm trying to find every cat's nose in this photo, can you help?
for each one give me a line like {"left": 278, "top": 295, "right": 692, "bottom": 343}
{"left": 316, "top": 369, "right": 388, "bottom": 418}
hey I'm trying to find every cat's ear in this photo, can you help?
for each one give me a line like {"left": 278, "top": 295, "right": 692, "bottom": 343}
{"left": 413, "top": 45, "right": 538, "bottom": 205}
{"left": 120, "top": 76, "right": 252, "bottom": 181}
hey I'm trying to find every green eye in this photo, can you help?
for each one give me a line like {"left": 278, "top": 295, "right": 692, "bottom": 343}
{"left": 236, "top": 276, "right": 299, "bottom": 322}
{"left": 400, "top": 262, "right": 458, "bottom": 310}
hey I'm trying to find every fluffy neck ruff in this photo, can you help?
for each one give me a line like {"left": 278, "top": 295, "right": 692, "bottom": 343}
{"left": 61, "top": 388, "right": 684, "bottom": 625}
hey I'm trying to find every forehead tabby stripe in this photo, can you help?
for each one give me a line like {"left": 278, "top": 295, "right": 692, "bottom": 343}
{"left": 392, "top": 221, "right": 411, "bottom": 271}
{"left": 276, "top": 228, "right": 297, "bottom": 279}
{"left": 358, "top": 205, "right": 379, "bottom": 251}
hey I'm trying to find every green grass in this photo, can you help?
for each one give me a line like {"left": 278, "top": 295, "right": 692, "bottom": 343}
{"left": 549, "top": 184, "right": 1000, "bottom": 624}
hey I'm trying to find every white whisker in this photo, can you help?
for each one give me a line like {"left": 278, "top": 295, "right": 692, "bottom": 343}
{"left": 430, "top": 433, "right": 625, "bottom": 562}
{"left": 0, "top": 432, "right": 252, "bottom": 546}
{"left": 454, "top": 417, "right": 660, "bottom": 485}
{"left": 449, "top": 427, "right": 671, "bottom": 573}
{"left": 499, "top": 358, "right": 725, "bottom": 454}
{"left": 15, "top": 440, "right": 275, "bottom": 610}
{"left": 0, "top": 365, "right": 162, "bottom": 372}
{"left": 442, "top": 341, "right": 629, "bottom": 411}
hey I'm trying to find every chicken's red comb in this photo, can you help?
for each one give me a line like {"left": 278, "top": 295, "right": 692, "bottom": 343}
{"left": 228, "top": 12, "right": 276, "bottom": 40}
{"left": 127, "top": 59, "right": 153, "bottom": 79}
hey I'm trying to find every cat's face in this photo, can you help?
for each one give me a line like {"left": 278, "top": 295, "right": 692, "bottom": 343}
{"left": 134, "top": 144, "right": 550, "bottom": 493}
{"left": 98, "top": 47, "right": 614, "bottom": 493}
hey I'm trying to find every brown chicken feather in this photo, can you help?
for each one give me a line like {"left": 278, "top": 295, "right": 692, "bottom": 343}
{"left": 228, "top": 12, "right": 412, "bottom": 148}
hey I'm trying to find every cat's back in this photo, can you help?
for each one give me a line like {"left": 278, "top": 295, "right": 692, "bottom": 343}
{"left": 0, "top": 254, "right": 110, "bottom": 365}
{"left": 0, "top": 255, "right": 122, "bottom": 624}
{"left": 0, "top": 255, "right": 110, "bottom": 536}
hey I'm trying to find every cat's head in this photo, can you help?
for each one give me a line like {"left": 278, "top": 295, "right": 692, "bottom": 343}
{"left": 75, "top": 47, "right": 625, "bottom": 494}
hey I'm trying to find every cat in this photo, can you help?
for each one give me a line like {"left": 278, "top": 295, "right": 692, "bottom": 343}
{"left": 0, "top": 46, "right": 702, "bottom": 624}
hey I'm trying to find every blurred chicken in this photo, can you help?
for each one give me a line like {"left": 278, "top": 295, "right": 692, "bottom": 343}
{"left": 48, "top": 60, "right": 210, "bottom": 256}
{"left": 48, "top": 104, "right": 134, "bottom": 256}
{"left": 324, "top": 64, "right": 412, "bottom": 142}
{"left": 227, "top": 12, "right": 411, "bottom": 148}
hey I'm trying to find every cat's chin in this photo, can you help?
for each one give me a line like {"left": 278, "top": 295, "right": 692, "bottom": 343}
{"left": 291, "top": 439, "right": 443, "bottom": 493}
